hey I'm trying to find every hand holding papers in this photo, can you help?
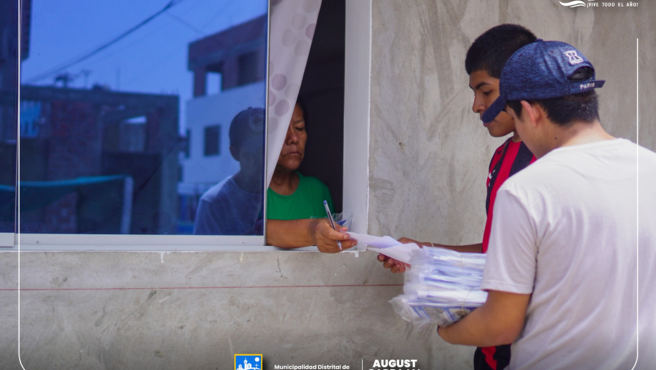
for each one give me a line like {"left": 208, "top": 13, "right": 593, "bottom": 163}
{"left": 348, "top": 232, "right": 421, "bottom": 264}
{"left": 354, "top": 232, "right": 486, "bottom": 325}
{"left": 390, "top": 247, "right": 487, "bottom": 327}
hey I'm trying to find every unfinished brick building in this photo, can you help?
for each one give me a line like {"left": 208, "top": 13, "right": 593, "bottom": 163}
{"left": 19, "top": 86, "right": 179, "bottom": 234}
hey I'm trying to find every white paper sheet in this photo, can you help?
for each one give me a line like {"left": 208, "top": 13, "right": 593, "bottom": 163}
{"left": 367, "top": 243, "right": 421, "bottom": 264}
{"left": 347, "top": 232, "right": 399, "bottom": 248}
{"left": 346, "top": 232, "right": 422, "bottom": 264}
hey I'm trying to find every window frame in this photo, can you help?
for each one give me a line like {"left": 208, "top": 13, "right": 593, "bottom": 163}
{"left": 7, "top": 0, "right": 371, "bottom": 251}
{"left": 0, "top": 233, "right": 13, "bottom": 248}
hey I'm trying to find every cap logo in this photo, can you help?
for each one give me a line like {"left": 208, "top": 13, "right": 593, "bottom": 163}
{"left": 564, "top": 50, "right": 584, "bottom": 65}
{"left": 579, "top": 82, "right": 595, "bottom": 90}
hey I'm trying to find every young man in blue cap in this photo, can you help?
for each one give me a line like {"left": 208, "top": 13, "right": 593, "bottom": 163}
{"left": 437, "top": 40, "right": 656, "bottom": 370}
{"left": 380, "top": 24, "right": 538, "bottom": 370}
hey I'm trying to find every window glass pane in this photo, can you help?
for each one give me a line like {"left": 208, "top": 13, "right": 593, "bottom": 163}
{"left": 20, "top": 1, "right": 268, "bottom": 237}
{"left": 0, "top": 0, "right": 19, "bottom": 234}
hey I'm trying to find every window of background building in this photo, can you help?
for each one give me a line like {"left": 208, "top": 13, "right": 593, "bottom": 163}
{"left": 204, "top": 125, "right": 221, "bottom": 156}
{"left": 17, "top": 0, "right": 268, "bottom": 243}
{"left": 207, "top": 71, "right": 222, "bottom": 95}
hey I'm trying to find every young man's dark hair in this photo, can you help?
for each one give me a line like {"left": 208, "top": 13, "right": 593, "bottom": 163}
{"left": 507, "top": 67, "right": 600, "bottom": 125}
{"left": 465, "top": 24, "right": 537, "bottom": 77}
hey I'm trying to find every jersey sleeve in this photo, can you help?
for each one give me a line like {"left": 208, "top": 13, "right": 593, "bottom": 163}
{"left": 480, "top": 185, "right": 538, "bottom": 294}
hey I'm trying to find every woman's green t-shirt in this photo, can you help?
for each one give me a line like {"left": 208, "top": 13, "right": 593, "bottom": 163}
{"left": 267, "top": 172, "right": 333, "bottom": 220}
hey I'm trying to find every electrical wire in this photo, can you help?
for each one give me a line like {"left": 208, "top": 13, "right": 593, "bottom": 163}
{"left": 67, "top": 0, "right": 215, "bottom": 84}
{"left": 48, "top": 0, "right": 212, "bottom": 75}
{"left": 123, "top": 0, "right": 245, "bottom": 88}
{"left": 165, "top": 11, "right": 204, "bottom": 35}
{"left": 198, "top": 0, "right": 239, "bottom": 34}
{"left": 25, "top": 0, "right": 186, "bottom": 84}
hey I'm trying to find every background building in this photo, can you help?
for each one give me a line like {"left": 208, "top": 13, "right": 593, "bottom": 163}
{"left": 178, "top": 15, "right": 267, "bottom": 233}
{"left": 1, "top": 0, "right": 182, "bottom": 235}
{"left": 18, "top": 85, "right": 179, "bottom": 234}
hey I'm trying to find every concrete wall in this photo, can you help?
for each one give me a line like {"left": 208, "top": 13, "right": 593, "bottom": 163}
{"left": 1, "top": 251, "right": 474, "bottom": 370}
{"left": 368, "top": 0, "right": 655, "bottom": 240}
{"left": 2, "top": 1, "right": 655, "bottom": 370}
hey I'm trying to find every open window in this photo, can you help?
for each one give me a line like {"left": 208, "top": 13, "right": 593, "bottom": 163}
{"left": 10, "top": 0, "right": 361, "bottom": 250}
{"left": 8, "top": 0, "right": 367, "bottom": 251}
{"left": 17, "top": 1, "right": 270, "bottom": 249}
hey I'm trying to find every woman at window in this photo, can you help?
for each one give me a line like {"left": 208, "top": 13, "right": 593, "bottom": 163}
{"left": 264, "top": 101, "right": 354, "bottom": 252}
{"left": 267, "top": 101, "right": 334, "bottom": 220}
{"left": 194, "top": 104, "right": 354, "bottom": 252}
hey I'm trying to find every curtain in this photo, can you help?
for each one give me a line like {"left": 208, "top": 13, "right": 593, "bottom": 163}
{"left": 266, "top": 0, "right": 322, "bottom": 186}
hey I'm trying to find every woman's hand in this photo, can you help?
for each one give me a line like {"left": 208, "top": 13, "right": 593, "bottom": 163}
{"left": 312, "top": 219, "right": 357, "bottom": 253}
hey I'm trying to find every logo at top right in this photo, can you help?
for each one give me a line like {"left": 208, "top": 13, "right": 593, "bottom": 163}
{"left": 559, "top": 0, "right": 639, "bottom": 8}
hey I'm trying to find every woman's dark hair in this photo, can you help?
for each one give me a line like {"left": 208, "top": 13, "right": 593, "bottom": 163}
{"left": 294, "top": 96, "right": 309, "bottom": 128}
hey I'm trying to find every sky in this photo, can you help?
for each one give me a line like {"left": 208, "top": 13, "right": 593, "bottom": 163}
{"left": 21, "top": 0, "right": 268, "bottom": 133}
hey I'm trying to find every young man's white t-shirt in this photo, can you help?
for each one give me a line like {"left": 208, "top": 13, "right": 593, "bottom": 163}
{"left": 481, "top": 139, "right": 656, "bottom": 370}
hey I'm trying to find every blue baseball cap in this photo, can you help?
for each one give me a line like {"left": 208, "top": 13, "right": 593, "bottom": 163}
{"left": 481, "top": 40, "right": 605, "bottom": 124}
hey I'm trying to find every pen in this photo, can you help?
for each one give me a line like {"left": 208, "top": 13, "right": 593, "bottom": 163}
{"left": 323, "top": 200, "right": 342, "bottom": 250}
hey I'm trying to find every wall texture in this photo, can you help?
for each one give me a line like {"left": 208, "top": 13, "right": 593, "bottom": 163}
{"left": 1, "top": 251, "right": 473, "bottom": 369}
{"left": 369, "top": 0, "right": 655, "bottom": 240}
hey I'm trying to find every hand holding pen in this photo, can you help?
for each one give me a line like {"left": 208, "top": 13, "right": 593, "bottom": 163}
{"left": 313, "top": 219, "right": 356, "bottom": 253}
{"left": 317, "top": 200, "right": 358, "bottom": 253}
{"left": 323, "top": 200, "right": 343, "bottom": 250}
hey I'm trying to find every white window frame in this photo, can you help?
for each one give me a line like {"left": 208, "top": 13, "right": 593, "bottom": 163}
{"left": 7, "top": 0, "right": 372, "bottom": 252}
{"left": 0, "top": 233, "right": 14, "bottom": 248}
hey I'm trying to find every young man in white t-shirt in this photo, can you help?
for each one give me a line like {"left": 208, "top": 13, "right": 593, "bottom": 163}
{"left": 437, "top": 40, "right": 656, "bottom": 370}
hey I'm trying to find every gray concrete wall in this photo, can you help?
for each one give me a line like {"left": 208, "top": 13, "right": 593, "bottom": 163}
{"left": 2, "top": 1, "right": 655, "bottom": 370}
{"left": 369, "top": 0, "right": 655, "bottom": 240}
{"left": 1, "top": 251, "right": 473, "bottom": 370}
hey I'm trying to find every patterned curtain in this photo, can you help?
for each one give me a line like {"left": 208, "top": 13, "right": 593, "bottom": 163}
{"left": 266, "top": 0, "right": 322, "bottom": 186}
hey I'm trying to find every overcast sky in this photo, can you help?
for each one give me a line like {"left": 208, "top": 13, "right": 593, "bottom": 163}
{"left": 21, "top": 0, "right": 268, "bottom": 132}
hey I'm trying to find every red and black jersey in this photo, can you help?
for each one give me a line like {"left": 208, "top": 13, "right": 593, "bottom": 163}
{"left": 477, "top": 138, "right": 535, "bottom": 370}
{"left": 483, "top": 138, "right": 535, "bottom": 253}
